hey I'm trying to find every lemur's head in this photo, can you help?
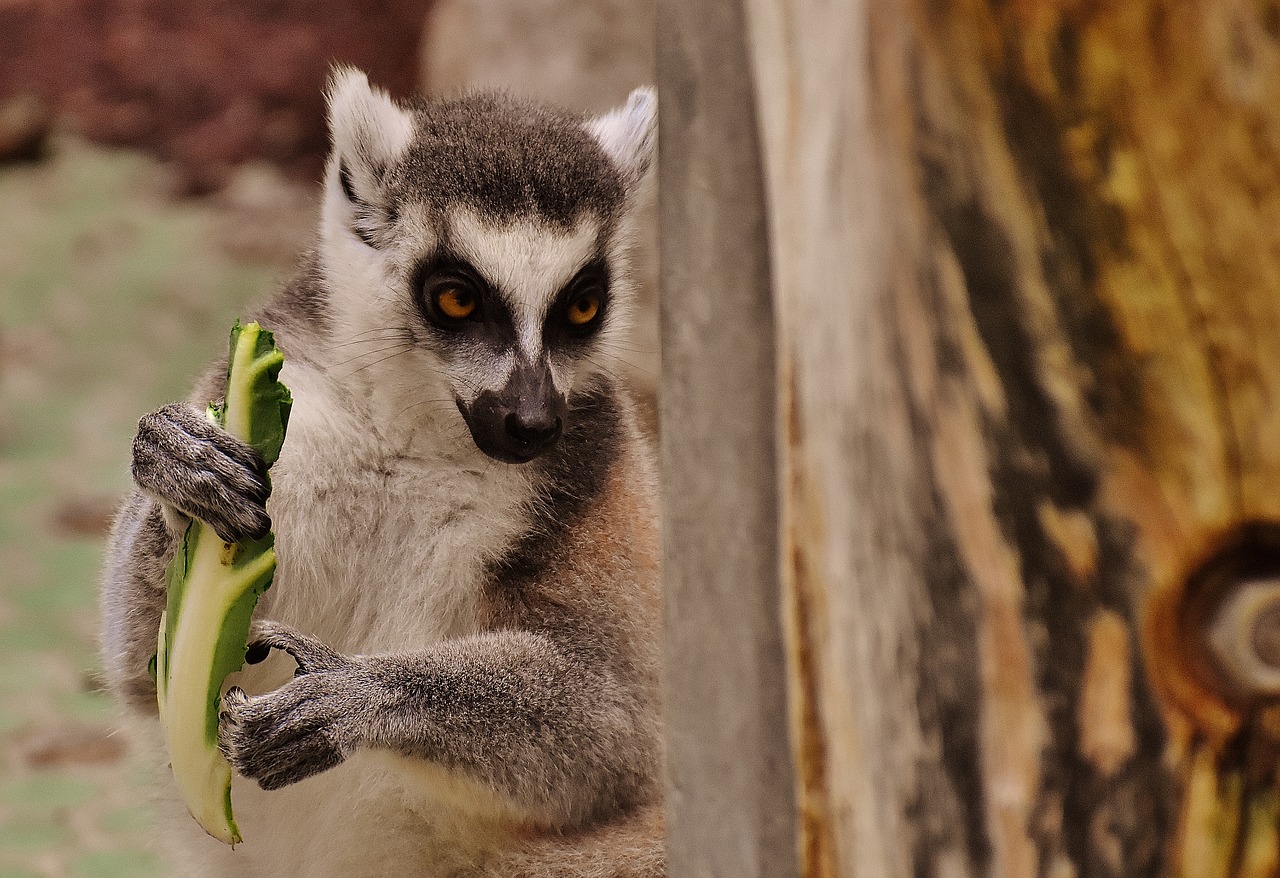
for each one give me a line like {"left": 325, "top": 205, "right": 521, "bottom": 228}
{"left": 318, "top": 67, "right": 654, "bottom": 464}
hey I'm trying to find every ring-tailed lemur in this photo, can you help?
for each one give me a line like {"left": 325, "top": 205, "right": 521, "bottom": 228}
{"left": 100, "top": 68, "right": 663, "bottom": 878}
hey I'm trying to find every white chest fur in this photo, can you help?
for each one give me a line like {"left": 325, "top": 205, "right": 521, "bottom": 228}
{"left": 168, "top": 364, "right": 535, "bottom": 878}
{"left": 255, "top": 363, "right": 534, "bottom": 657}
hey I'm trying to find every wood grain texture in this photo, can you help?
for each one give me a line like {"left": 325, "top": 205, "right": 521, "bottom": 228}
{"left": 734, "top": 0, "right": 1280, "bottom": 874}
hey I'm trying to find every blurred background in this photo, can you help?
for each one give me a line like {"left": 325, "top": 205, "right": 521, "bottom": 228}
{"left": 0, "top": 3, "right": 656, "bottom": 875}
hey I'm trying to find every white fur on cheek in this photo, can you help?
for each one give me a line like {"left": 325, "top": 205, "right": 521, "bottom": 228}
{"left": 317, "top": 185, "right": 472, "bottom": 454}
{"left": 319, "top": 185, "right": 401, "bottom": 327}
{"left": 454, "top": 351, "right": 515, "bottom": 404}
{"left": 546, "top": 359, "right": 574, "bottom": 397}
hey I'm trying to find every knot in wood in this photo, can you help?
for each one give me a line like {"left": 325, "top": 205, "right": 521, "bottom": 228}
{"left": 1209, "top": 577, "right": 1280, "bottom": 697}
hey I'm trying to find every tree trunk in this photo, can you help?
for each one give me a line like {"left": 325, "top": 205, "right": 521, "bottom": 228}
{"left": 661, "top": 1, "right": 1280, "bottom": 876}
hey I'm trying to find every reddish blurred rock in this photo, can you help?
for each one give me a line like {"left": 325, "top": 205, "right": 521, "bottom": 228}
{"left": 23, "top": 726, "right": 128, "bottom": 768}
{"left": 0, "top": 0, "right": 433, "bottom": 192}
{"left": 0, "top": 92, "right": 52, "bottom": 162}
{"left": 52, "top": 495, "right": 122, "bottom": 538}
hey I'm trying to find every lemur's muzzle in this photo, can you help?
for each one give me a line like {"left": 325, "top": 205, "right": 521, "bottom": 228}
{"left": 457, "top": 364, "right": 567, "bottom": 464}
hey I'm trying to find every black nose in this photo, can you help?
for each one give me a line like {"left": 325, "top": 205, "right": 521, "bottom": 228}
{"left": 505, "top": 413, "right": 562, "bottom": 451}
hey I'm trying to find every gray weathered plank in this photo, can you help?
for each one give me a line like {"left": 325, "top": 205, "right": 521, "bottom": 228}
{"left": 658, "top": 0, "right": 799, "bottom": 875}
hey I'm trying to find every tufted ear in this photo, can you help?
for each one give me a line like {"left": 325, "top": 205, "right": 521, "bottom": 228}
{"left": 586, "top": 87, "right": 656, "bottom": 190}
{"left": 324, "top": 67, "right": 413, "bottom": 246}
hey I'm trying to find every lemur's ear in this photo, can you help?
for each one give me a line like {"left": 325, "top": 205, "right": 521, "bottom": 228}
{"left": 587, "top": 87, "right": 656, "bottom": 190}
{"left": 325, "top": 66, "right": 413, "bottom": 246}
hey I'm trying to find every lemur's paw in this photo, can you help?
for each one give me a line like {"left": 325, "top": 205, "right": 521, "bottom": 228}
{"left": 219, "top": 623, "right": 371, "bottom": 790}
{"left": 247, "top": 621, "right": 350, "bottom": 673}
{"left": 132, "top": 403, "right": 271, "bottom": 544}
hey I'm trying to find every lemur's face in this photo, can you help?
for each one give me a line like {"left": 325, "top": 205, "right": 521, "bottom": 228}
{"left": 411, "top": 212, "right": 615, "bottom": 463}
{"left": 317, "top": 71, "right": 654, "bottom": 463}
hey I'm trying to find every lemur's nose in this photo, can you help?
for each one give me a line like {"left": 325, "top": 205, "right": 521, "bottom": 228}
{"left": 505, "top": 413, "right": 562, "bottom": 450}
{"left": 460, "top": 365, "right": 567, "bottom": 463}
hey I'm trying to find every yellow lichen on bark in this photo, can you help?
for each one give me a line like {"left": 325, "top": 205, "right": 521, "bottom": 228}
{"left": 903, "top": 0, "right": 1280, "bottom": 871}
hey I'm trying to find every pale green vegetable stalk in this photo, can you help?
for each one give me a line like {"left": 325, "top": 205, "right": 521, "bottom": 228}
{"left": 155, "top": 320, "right": 291, "bottom": 846}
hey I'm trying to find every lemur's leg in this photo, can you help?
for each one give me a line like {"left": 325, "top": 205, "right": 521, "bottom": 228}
{"left": 220, "top": 622, "right": 658, "bottom": 829}
{"left": 100, "top": 403, "right": 269, "bottom": 709}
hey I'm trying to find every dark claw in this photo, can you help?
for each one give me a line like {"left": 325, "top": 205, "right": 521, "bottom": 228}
{"left": 207, "top": 505, "right": 272, "bottom": 546}
{"left": 245, "top": 641, "right": 272, "bottom": 665}
{"left": 247, "top": 621, "right": 348, "bottom": 675}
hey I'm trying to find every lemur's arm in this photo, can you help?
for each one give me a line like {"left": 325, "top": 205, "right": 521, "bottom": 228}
{"left": 101, "top": 493, "right": 176, "bottom": 709}
{"left": 101, "top": 402, "right": 270, "bottom": 709}
{"left": 221, "top": 621, "right": 659, "bottom": 828}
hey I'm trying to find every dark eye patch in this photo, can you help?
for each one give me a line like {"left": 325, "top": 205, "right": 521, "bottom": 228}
{"left": 545, "top": 260, "right": 611, "bottom": 347}
{"left": 411, "top": 254, "right": 516, "bottom": 348}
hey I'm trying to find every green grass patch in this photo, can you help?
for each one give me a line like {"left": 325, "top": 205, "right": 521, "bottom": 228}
{"left": 0, "top": 772, "right": 98, "bottom": 811}
{"left": 99, "top": 805, "right": 156, "bottom": 835}
{"left": 69, "top": 849, "right": 163, "bottom": 878}
{"left": 0, "top": 813, "right": 73, "bottom": 850}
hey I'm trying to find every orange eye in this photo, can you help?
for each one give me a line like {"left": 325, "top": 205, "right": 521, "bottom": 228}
{"left": 567, "top": 294, "right": 601, "bottom": 326}
{"left": 436, "top": 287, "right": 476, "bottom": 320}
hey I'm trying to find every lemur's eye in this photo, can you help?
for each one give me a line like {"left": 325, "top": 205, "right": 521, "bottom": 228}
{"left": 566, "top": 292, "right": 601, "bottom": 327}
{"left": 417, "top": 262, "right": 490, "bottom": 331}
{"left": 435, "top": 287, "right": 477, "bottom": 321}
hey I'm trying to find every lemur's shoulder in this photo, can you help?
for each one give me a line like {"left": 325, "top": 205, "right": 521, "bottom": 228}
{"left": 259, "top": 251, "right": 333, "bottom": 343}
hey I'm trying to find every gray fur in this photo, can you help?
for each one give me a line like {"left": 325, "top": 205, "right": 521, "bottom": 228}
{"left": 101, "top": 495, "right": 176, "bottom": 709}
{"left": 332, "top": 87, "right": 628, "bottom": 244}
{"left": 394, "top": 94, "right": 628, "bottom": 228}
{"left": 260, "top": 251, "right": 335, "bottom": 339}
{"left": 101, "top": 70, "right": 661, "bottom": 878}
{"left": 132, "top": 403, "right": 271, "bottom": 544}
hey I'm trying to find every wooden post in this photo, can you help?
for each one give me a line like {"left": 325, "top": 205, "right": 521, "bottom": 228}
{"left": 662, "top": 0, "right": 1280, "bottom": 875}
{"left": 658, "top": 1, "right": 799, "bottom": 877}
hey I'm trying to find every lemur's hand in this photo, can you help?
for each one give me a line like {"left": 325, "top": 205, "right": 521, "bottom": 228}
{"left": 219, "top": 622, "right": 374, "bottom": 791}
{"left": 132, "top": 403, "right": 271, "bottom": 544}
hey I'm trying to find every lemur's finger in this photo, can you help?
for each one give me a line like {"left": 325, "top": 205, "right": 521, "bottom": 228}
{"left": 226, "top": 716, "right": 345, "bottom": 789}
{"left": 163, "top": 470, "right": 271, "bottom": 544}
{"left": 247, "top": 621, "right": 348, "bottom": 674}
{"left": 216, "top": 687, "right": 249, "bottom": 759}
{"left": 132, "top": 403, "right": 272, "bottom": 543}
{"left": 136, "top": 404, "right": 269, "bottom": 490}
{"left": 217, "top": 677, "right": 352, "bottom": 789}
{"left": 254, "top": 736, "right": 345, "bottom": 791}
{"left": 225, "top": 691, "right": 328, "bottom": 755}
